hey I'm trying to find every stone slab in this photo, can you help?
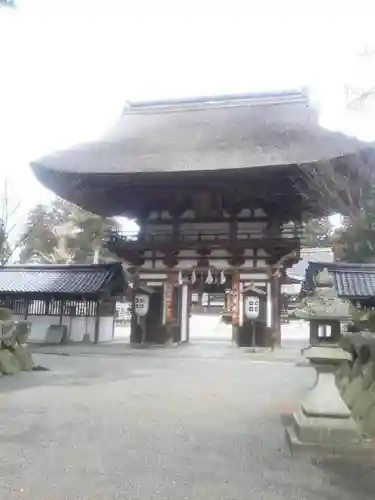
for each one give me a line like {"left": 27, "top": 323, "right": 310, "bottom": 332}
{"left": 303, "top": 345, "right": 352, "bottom": 363}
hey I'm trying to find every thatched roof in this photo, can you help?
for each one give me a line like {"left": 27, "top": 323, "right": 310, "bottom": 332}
{"left": 30, "top": 90, "right": 375, "bottom": 217}
{"left": 32, "top": 90, "right": 371, "bottom": 175}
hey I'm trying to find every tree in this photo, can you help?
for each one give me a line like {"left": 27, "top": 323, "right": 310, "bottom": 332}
{"left": 299, "top": 146, "right": 375, "bottom": 262}
{"left": 19, "top": 198, "right": 121, "bottom": 264}
{"left": 298, "top": 163, "right": 375, "bottom": 262}
{"left": 297, "top": 146, "right": 375, "bottom": 262}
{"left": 302, "top": 217, "right": 334, "bottom": 248}
{"left": 0, "top": 180, "right": 35, "bottom": 265}
{"left": 50, "top": 199, "right": 121, "bottom": 264}
{"left": 18, "top": 203, "right": 72, "bottom": 264}
{"left": 0, "top": 221, "right": 11, "bottom": 264}
{"left": 296, "top": 47, "right": 375, "bottom": 262}
{"left": 332, "top": 189, "right": 375, "bottom": 262}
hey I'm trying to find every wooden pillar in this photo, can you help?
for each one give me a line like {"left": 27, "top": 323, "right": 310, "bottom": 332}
{"left": 164, "top": 274, "right": 175, "bottom": 325}
{"left": 162, "top": 272, "right": 181, "bottom": 343}
{"left": 231, "top": 271, "right": 240, "bottom": 343}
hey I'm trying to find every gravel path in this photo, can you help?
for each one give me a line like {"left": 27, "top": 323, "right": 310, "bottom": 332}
{"left": 0, "top": 342, "right": 373, "bottom": 499}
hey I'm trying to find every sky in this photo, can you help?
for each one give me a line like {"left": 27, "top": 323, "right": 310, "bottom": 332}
{"left": 1, "top": 0, "right": 375, "bottom": 224}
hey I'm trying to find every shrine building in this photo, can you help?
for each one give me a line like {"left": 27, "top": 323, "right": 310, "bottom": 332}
{"left": 30, "top": 90, "right": 375, "bottom": 346}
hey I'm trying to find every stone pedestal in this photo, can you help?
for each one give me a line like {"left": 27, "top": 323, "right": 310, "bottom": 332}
{"left": 285, "top": 345, "right": 364, "bottom": 454}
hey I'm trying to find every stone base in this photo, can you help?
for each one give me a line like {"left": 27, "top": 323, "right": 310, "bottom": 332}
{"left": 284, "top": 344, "right": 366, "bottom": 456}
{"left": 12, "top": 345, "right": 35, "bottom": 371}
{"left": 0, "top": 350, "right": 21, "bottom": 375}
{"left": 292, "top": 408, "right": 363, "bottom": 446}
{"left": 285, "top": 425, "right": 371, "bottom": 458}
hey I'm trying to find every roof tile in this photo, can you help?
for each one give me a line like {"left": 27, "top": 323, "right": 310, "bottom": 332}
{"left": 302, "top": 261, "right": 375, "bottom": 299}
{"left": 0, "top": 263, "right": 125, "bottom": 296}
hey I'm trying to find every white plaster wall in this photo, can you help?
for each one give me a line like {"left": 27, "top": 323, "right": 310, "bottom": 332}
{"left": 15, "top": 314, "right": 114, "bottom": 343}
{"left": 67, "top": 317, "right": 96, "bottom": 342}
{"left": 13, "top": 314, "right": 58, "bottom": 342}
{"left": 98, "top": 317, "right": 115, "bottom": 342}
{"left": 64, "top": 316, "right": 113, "bottom": 343}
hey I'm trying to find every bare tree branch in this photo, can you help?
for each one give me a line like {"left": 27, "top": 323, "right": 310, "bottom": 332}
{"left": 0, "top": 180, "right": 43, "bottom": 265}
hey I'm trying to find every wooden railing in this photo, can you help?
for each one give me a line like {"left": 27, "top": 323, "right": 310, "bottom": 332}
{"left": 106, "top": 224, "right": 302, "bottom": 246}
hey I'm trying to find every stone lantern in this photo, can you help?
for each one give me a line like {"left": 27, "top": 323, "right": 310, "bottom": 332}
{"left": 296, "top": 268, "right": 351, "bottom": 345}
{"left": 285, "top": 268, "right": 364, "bottom": 454}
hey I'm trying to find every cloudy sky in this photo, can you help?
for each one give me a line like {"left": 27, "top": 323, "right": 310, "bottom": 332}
{"left": 1, "top": 0, "right": 375, "bottom": 216}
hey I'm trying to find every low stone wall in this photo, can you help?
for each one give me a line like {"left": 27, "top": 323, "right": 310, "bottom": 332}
{"left": 336, "top": 332, "right": 375, "bottom": 437}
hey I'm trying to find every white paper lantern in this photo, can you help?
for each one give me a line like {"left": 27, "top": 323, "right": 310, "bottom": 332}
{"left": 134, "top": 294, "right": 149, "bottom": 316}
{"left": 244, "top": 296, "right": 260, "bottom": 320}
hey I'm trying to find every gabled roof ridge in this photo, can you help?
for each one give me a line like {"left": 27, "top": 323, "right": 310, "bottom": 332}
{"left": 0, "top": 262, "right": 122, "bottom": 272}
{"left": 124, "top": 89, "right": 308, "bottom": 115}
{"left": 308, "top": 261, "right": 375, "bottom": 270}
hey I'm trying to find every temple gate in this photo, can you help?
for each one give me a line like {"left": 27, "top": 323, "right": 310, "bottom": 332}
{"left": 31, "top": 90, "right": 375, "bottom": 346}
